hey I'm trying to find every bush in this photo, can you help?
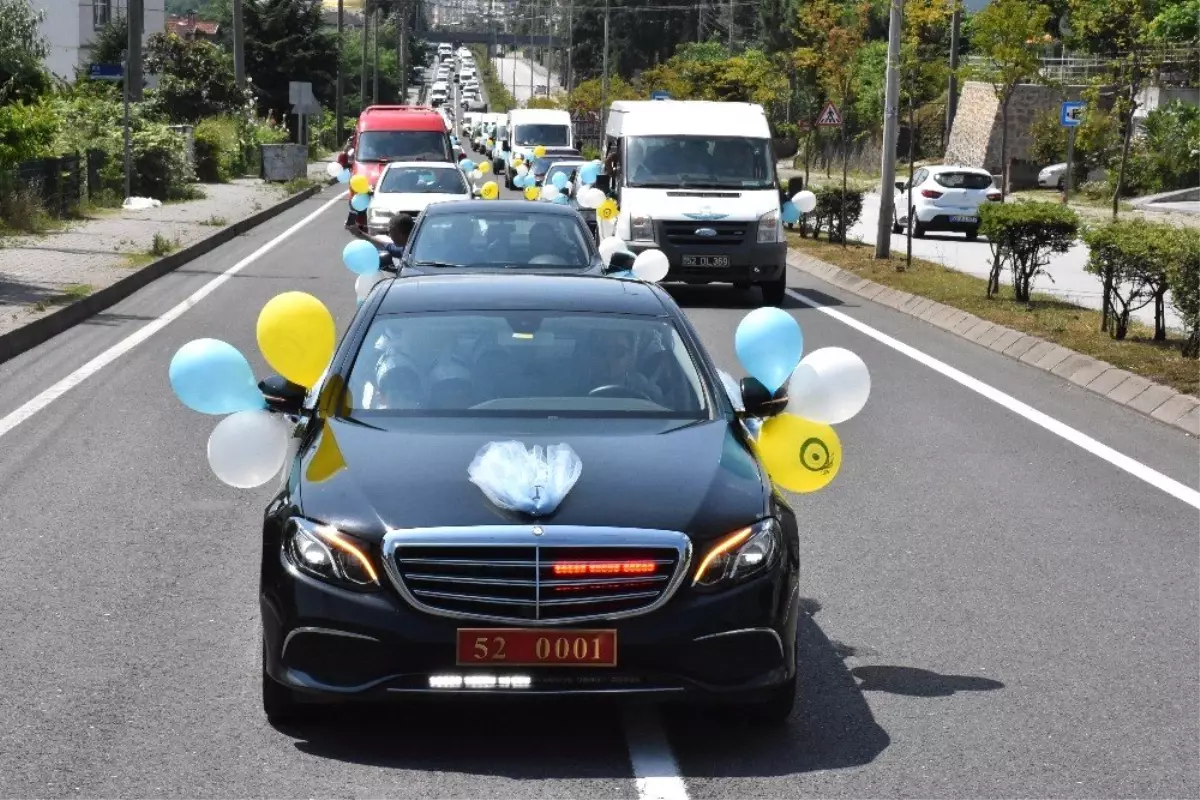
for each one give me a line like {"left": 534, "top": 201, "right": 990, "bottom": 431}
{"left": 194, "top": 117, "right": 240, "bottom": 182}
{"left": 978, "top": 201, "right": 1078, "bottom": 302}
{"left": 805, "top": 187, "right": 864, "bottom": 242}
{"left": 97, "top": 121, "right": 195, "bottom": 201}
{"left": 0, "top": 99, "right": 59, "bottom": 167}
{"left": 1165, "top": 231, "right": 1200, "bottom": 358}
{"left": 1125, "top": 102, "right": 1200, "bottom": 196}
{"left": 1081, "top": 220, "right": 1188, "bottom": 340}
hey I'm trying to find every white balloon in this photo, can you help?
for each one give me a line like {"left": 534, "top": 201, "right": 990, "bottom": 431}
{"left": 206, "top": 409, "right": 291, "bottom": 489}
{"left": 598, "top": 236, "right": 627, "bottom": 262}
{"left": 541, "top": 184, "right": 560, "bottom": 201}
{"left": 578, "top": 187, "right": 606, "bottom": 209}
{"left": 632, "top": 249, "right": 669, "bottom": 283}
{"left": 785, "top": 347, "right": 871, "bottom": 424}
{"left": 324, "top": 161, "right": 342, "bottom": 179}
{"left": 470, "top": 168, "right": 483, "bottom": 181}
{"left": 516, "top": 165, "right": 529, "bottom": 177}
{"left": 355, "top": 269, "right": 387, "bottom": 301}
{"left": 792, "top": 190, "right": 817, "bottom": 214}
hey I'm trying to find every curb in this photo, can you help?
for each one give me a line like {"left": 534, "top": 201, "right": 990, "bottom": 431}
{"left": 787, "top": 250, "right": 1200, "bottom": 437}
{"left": 0, "top": 184, "right": 325, "bottom": 367}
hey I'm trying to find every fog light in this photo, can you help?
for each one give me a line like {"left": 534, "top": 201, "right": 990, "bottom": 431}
{"left": 429, "top": 674, "right": 463, "bottom": 688}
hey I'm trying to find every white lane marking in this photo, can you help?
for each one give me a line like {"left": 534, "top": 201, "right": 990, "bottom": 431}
{"left": 787, "top": 288, "right": 1200, "bottom": 510}
{"left": 0, "top": 191, "right": 347, "bottom": 441}
{"left": 623, "top": 707, "right": 689, "bottom": 800}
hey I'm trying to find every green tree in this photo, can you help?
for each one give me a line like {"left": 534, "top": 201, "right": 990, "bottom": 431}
{"left": 243, "top": 0, "right": 337, "bottom": 135}
{"left": 145, "top": 32, "right": 245, "bottom": 122}
{"left": 0, "top": 0, "right": 50, "bottom": 102}
{"left": 971, "top": 0, "right": 1051, "bottom": 198}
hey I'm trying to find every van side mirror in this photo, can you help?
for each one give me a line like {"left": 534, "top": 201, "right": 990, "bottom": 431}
{"left": 502, "top": 140, "right": 511, "bottom": 152}
{"left": 606, "top": 250, "right": 635, "bottom": 273}
{"left": 259, "top": 375, "right": 308, "bottom": 415}
{"left": 738, "top": 377, "right": 787, "bottom": 418}
{"left": 594, "top": 173, "right": 612, "bottom": 193}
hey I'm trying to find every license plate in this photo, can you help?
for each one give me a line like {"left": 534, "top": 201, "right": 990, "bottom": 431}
{"left": 456, "top": 628, "right": 617, "bottom": 667}
{"left": 949, "top": 215, "right": 977, "bottom": 223}
{"left": 682, "top": 255, "right": 730, "bottom": 268}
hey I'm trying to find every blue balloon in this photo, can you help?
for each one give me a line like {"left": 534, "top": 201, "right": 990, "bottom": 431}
{"left": 459, "top": 158, "right": 474, "bottom": 171}
{"left": 169, "top": 338, "right": 264, "bottom": 415}
{"left": 551, "top": 171, "right": 569, "bottom": 190}
{"left": 343, "top": 239, "right": 381, "bottom": 275}
{"left": 350, "top": 192, "right": 370, "bottom": 212}
{"left": 337, "top": 168, "right": 351, "bottom": 183}
{"left": 553, "top": 194, "right": 570, "bottom": 204}
{"left": 580, "top": 163, "right": 600, "bottom": 186}
{"left": 781, "top": 201, "right": 801, "bottom": 224}
{"left": 734, "top": 308, "right": 803, "bottom": 394}
{"left": 516, "top": 174, "right": 530, "bottom": 188}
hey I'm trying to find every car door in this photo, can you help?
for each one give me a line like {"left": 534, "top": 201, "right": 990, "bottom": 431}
{"left": 897, "top": 168, "right": 926, "bottom": 219}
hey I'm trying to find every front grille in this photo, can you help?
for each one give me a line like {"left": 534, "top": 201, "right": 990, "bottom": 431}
{"left": 661, "top": 221, "right": 750, "bottom": 247}
{"left": 382, "top": 527, "right": 691, "bottom": 624}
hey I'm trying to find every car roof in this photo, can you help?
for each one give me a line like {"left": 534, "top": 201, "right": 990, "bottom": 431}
{"left": 378, "top": 274, "right": 670, "bottom": 316}
{"left": 358, "top": 106, "right": 446, "bottom": 132}
{"left": 927, "top": 164, "right": 991, "bottom": 174}
{"left": 421, "top": 199, "right": 582, "bottom": 217}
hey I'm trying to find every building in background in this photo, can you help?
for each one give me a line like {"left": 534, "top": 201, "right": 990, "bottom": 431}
{"left": 166, "top": 11, "right": 220, "bottom": 40}
{"left": 33, "top": 0, "right": 167, "bottom": 81}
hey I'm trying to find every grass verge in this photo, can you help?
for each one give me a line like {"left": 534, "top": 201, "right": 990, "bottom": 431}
{"left": 280, "top": 177, "right": 318, "bottom": 195}
{"left": 790, "top": 235, "right": 1198, "bottom": 396}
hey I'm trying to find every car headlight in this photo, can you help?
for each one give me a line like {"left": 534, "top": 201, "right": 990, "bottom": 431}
{"left": 283, "top": 517, "right": 380, "bottom": 589}
{"left": 630, "top": 215, "right": 655, "bottom": 242}
{"left": 692, "top": 518, "right": 781, "bottom": 590}
{"left": 758, "top": 209, "right": 781, "bottom": 243}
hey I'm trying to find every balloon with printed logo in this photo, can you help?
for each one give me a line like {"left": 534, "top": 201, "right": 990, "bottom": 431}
{"left": 793, "top": 190, "right": 817, "bottom": 214}
{"left": 342, "top": 239, "right": 380, "bottom": 275}
{"left": 735, "top": 308, "right": 803, "bottom": 394}
{"left": 579, "top": 162, "right": 600, "bottom": 186}
{"left": 470, "top": 168, "right": 483, "bottom": 181}
{"left": 632, "top": 249, "right": 669, "bottom": 283}
{"left": 754, "top": 413, "right": 842, "bottom": 493}
{"left": 781, "top": 201, "right": 801, "bottom": 224}
{"left": 534, "top": 145, "right": 546, "bottom": 158}
{"left": 206, "top": 409, "right": 292, "bottom": 489}
{"left": 542, "top": 184, "right": 560, "bottom": 201}
{"left": 598, "top": 236, "right": 627, "bottom": 262}
{"left": 325, "top": 161, "right": 342, "bottom": 179}
{"left": 256, "top": 292, "right": 336, "bottom": 388}
{"left": 551, "top": 171, "right": 569, "bottom": 190}
{"left": 479, "top": 160, "right": 492, "bottom": 174}
{"left": 524, "top": 185, "right": 540, "bottom": 201}
{"left": 786, "top": 347, "right": 871, "bottom": 424}
{"left": 349, "top": 174, "right": 370, "bottom": 195}
{"left": 597, "top": 199, "right": 619, "bottom": 222}
{"left": 169, "top": 338, "right": 265, "bottom": 415}
{"left": 480, "top": 181, "right": 499, "bottom": 200}
{"left": 355, "top": 270, "right": 388, "bottom": 302}
{"left": 350, "top": 192, "right": 370, "bottom": 212}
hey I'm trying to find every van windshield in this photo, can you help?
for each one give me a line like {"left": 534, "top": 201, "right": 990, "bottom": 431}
{"left": 356, "top": 131, "right": 450, "bottom": 162}
{"left": 514, "top": 124, "right": 570, "bottom": 147}
{"left": 624, "top": 135, "right": 775, "bottom": 189}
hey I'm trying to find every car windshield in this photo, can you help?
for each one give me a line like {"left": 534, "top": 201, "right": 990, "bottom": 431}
{"left": 379, "top": 166, "right": 468, "bottom": 194}
{"left": 625, "top": 135, "right": 775, "bottom": 189}
{"left": 514, "top": 124, "right": 571, "bottom": 146}
{"left": 345, "top": 312, "right": 709, "bottom": 418}
{"left": 532, "top": 156, "right": 575, "bottom": 175}
{"left": 544, "top": 164, "right": 586, "bottom": 184}
{"left": 407, "top": 211, "right": 594, "bottom": 269}
{"left": 933, "top": 171, "right": 994, "bottom": 189}
{"left": 357, "top": 131, "right": 450, "bottom": 162}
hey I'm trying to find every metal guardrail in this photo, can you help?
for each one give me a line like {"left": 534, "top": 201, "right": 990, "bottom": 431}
{"left": 964, "top": 47, "right": 1198, "bottom": 84}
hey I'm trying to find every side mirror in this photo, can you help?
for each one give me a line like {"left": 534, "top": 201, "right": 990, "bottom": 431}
{"left": 606, "top": 250, "right": 635, "bottom": 273}
{"left": 501, "top": 140, "right": 511, "bottom": 152}
{"left": 259, "top": 375, "right": 307, "bottom": 415}
{"left": 896, "top": 181, "right": 907, "bottom": 192}
{"left": 594, "top": 173, "right": 612, "bottom": 193}
{"left": 738, "top": 377, "right": 787, "bottom": 418}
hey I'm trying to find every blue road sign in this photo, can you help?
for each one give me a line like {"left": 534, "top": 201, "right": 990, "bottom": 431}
{"left": 1061, "top": 101, "right": 1085, "bottom": 127}
{"left": 650, "top": 90, "right": 672, "bottom": 101}
{"left": 89, "top": 63, "right": 123, "bottom": 81}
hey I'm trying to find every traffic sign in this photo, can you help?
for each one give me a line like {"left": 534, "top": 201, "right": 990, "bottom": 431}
{"left": 816, "top": 101, "right": 842, "bottom": 127}
{"left": 650, "top": 90, "right": 672, "bottom": 100}
{"left": 89, "top": 63, "right": 123, "bottom": 81}
{"left": 1061, "top": 101, "right": 1085, "bottom": 127}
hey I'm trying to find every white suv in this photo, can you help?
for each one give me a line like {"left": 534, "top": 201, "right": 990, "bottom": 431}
{"left": 893, "top": 165, "right": 1001, "bottom": 240}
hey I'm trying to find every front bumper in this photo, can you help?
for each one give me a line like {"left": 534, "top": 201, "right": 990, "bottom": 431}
{"left": 262, "top": 547, "right": 799, "bottom": 702}
{"left": 625, "top": 220, "right": 786, "bottom": 285}
{"left": 914, "top": 206, "right": 982, "bottom": 231}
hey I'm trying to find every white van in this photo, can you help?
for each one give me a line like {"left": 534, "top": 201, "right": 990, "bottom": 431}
{"left": 495, "top": 108, "right": 576, "bottom": 186}
{"left": 605, "top": 100, "right": 786, "bottom": 305}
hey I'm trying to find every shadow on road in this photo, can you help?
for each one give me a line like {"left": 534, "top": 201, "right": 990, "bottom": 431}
{"left": 851, "top": 666, "right": 1005, "bottom": 697}
{"left": 667, "top": 283, "right": 849, "bottom": 312}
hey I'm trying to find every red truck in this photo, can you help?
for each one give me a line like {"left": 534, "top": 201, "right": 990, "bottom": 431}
{"left": 339, "top": 105, "right": 467, "bottom": 230}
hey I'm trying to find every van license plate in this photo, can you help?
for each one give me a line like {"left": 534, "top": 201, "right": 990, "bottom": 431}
{"left": 683, "top": 255, "right": 730, "bottom": 268}
{"left": 949, "top": 215, "right": 977, "bottom": 223}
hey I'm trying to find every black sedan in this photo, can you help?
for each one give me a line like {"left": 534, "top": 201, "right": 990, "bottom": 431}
{"left": 258, "top": 273, "right": 801, "bottom": 725}
{"left": 390, "top": 200, "right": 609, "bottom": 277}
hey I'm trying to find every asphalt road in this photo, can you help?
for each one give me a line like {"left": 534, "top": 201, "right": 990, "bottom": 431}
{"left": 0, "top": 176, "right": 1196, "bottom": 798}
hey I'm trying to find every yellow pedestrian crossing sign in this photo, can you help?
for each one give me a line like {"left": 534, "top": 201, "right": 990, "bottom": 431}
{"left": 816, "top": 101, "right": 842, "bottom": 127}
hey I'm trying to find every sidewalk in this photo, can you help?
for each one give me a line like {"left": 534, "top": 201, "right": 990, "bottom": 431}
{"left": 0, "top": 174, "right": 324, "bottom": 340}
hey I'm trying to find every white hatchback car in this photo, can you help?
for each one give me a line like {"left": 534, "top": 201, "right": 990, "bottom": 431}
{"left": 893, "top": 165, "right": 1001, "bottom": 240}
{"left": 366, "top": 162, "right": 474, "bottom": 235}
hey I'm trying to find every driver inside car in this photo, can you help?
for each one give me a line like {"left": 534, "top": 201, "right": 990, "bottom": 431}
{"left": 584, "top": 328, "right": 666, "bottom": 406}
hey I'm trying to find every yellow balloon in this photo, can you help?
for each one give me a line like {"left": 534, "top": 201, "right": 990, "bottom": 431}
{"left": 479, "top": 160, "right": 492, "bottom": 174}
{"left": 598, "top": 199, "right": 619, "bottom": 221}
{"left": 480, "top": 181, "right": 499, "bottom": 200}
{"left": 486, "top": 139, "right": 494, "bottom": 148}
{"left": 256, "top": 292, "right": 336, "bottom": 389}
{"left": 349, "top": 174, "right": 370, "bottom": 195}
{"left": 754, "top": 413, "right": 842, "bottom": 493}
{"left": 306, "top": 422, "right": 347, "bottom": 483}
{"left": 524, "top": 185, "right": 540, "bottom": 201}
{"left": 533, "top": 145, "right": 546, "bottom": 158}
{"left": 512, "top": 157, "right": 524, "bottom": 168}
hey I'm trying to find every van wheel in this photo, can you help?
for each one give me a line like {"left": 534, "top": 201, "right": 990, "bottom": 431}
{"left": 759, "top": 277, "right": 786, "bottom": 307}
{"left": 965, "top": 227, "right": 979, "bottom": 241}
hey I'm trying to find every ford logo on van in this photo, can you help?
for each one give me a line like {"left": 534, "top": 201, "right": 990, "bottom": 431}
{"left": 695, "top": 227, "right": 718, "bottom": 237}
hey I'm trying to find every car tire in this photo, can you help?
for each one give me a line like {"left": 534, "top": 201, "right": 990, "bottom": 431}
{"left": 262, "top": 646, "right": 306, "bottom": 726}
{"left": 892, "top": 211, "right": 903, "bottom": 234}
{"left": 965, "top": 227, "right": 979, "bottom": 241}
{"left": 913, "top": 214, "right": 927, "bottom": 238}
{"left": 733, "top": 673, "right": 797, "bottom": 726}
{"left": 1056, "top": 176, "right": 1065, "bottom": 191}
{"left": 759, "top": 277, "right": 787, "bottom": 307}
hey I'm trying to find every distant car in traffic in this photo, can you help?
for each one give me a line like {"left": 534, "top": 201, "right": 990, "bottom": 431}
{"left": 365, "top": 161, "right": 475, "bottom": 235}
{"left": 542, "top": 160, "right": 603, "bottom": 240}
{"left": 892, "top": 164, "right": 1001, "bottom": 240}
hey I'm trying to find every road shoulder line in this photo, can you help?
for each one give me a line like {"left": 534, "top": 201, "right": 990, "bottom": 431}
{"left": 787, "top": 250, "right": 1200, "bottom": 437}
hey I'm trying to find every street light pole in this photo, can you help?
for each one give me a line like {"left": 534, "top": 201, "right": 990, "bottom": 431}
{"left": 566, "top": 0, "right": 573, "bottom": 92}
{"left": 127, "top": 0, "right": 144, "bottom": 100}
{"left": 360, "top": 3, "right": 369, "bottom": 110}
{"left": 945, "top": 0, "right": 961, "bottom": 147}
{"left": 231, "top": 0, "right": 244, "bottom": 90}
{"left": 529, "top": 0, "right": 535, "bottom": 103}
{"left": 336, "top": 0, "right": 344, "bottom": 143}
{"left": 372, "top": 6, "right": 381, "bottom": 103}
{"left": 874, "top": 0, "right": 904, "bottom": 260}
{"left": 600, "top": 0, "right": 609, "bottom": 130}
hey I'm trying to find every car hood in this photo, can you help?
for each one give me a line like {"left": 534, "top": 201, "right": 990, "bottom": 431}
{"left": 618, "top": 186, "right": 778, "bottom": 222}
{"left": 295, "top": 417, "right": 767, "bottom": 543}
{"left": 371, "top": 193, "right": 467, "bottom": 213}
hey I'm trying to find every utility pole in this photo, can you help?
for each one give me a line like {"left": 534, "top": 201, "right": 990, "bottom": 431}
{"left": 372, "top": 6, "right": 381, "bottom": 104}
{"left": 945, "top": 0, "right": 961, "bottom": 147}
{"left": 127, "top": 0, "right": 144, "bottom": 100}
{"left": 727, "top": 0, "right": 733, "bottom": 50}
{"left": 360, "top": 3, "right": 369, "bottom": 110}
{"left": 600, "top": 0, "right": 609, "bottom": 129}
{"left": 232, "top": 0, "right": 244, "bottom": 90}
{"left": 566, "top": 0, "right": 573, "bottom": 91}
{"left": 529, "top": 0, "right": 535, "bottom": 103}
{"left": 336, "top": 0, "right": 344, "bottom": 144}
{"left": 874, "top": 0, "right": 904, "bottom": 260}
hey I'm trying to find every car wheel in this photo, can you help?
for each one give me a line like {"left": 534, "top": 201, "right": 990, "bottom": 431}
{"left": 732, "top": 673, "right": 797, "bottom": 726}
{"left": 759, "top": 277, "right": 787, "bottom": 307}
{"left": 892, "top": 210, "right": 903, "bottom": 234}
{"left": 1056, "top": 176, "right": 1065, "bottom": 191}
{"left": 913, "top": 213, "right": 927, "bottom": 238}
{"left": 965, "top": 227, "right": 979, "bottom": 241}
{"left": 262, "top": 646, "right": 306, "bottom": 726}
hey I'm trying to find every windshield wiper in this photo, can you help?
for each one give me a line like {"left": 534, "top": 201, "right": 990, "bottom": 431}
{"left": 412, "top": 260, "right": 472, "bottom": 269}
